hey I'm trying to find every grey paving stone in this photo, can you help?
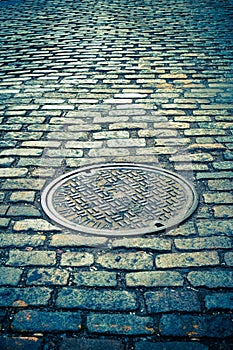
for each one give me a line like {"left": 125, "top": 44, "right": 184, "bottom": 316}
{"left": 174, "top": 236, "right": 232, "bottom": 250}
{"left": 112, "top": 237, "right": 171, "bottom": 251}
{"left": 7, "top": 250, "right": 56, "bottom": 266}
{"left": 6, "top": 205, "right": 41, "bottom": 217}
{"left": 60, "top": 252, "right": 94, "bottom": 266}
{"left": 50, "top": 233, "right": 107, "bottom": 247}
{"left": 56, "top": 288, "right": 137, "bottom": 311}
{"left": 0, "top": 168, "right": 28, "bottom": 177}
{"left": 0, "top": 287, "right": 51, "bottom": 307}
{"left": 224, "top": 251, "right": 233, "bottom": 266}
{"left": 60, "top": 338, "right": 124, "bottom": 350}
{"left": 0, "top": 218, "right": 10, "bottom": 228}
{"left": 0, "top": 233, "right": 40, "bottom": 248}
{"left": 10, "top": 191, "right": 36, "bottom": 203}
{"left": 126, "top": 271, "right": 184, "bottom": 287}
{"left": 12, "top": 310, "right": 82, "bottom": 332}
{"left": 0, "top": 337, "right": 43, "bottom": 350}
{"left": 135, "top": 341, "right": 208, "bottom": 350}
{"left": 145, "top": 289, "right": 201, "bottom": 313}
{"left": 205, "top": 293, "right": 233, "bottom": 310}
{"left": 187, "top": 270, "right": 233, "bottom": 288}
{"left": 197, "top": 220, "right": 233, "bottom": 236}
{"left": 2, "top": 179, "right": 45, "bottom": 191}
{"left": 96, "top": 252, "right": 153, "bottom": 270}
{"left": 26, "top": 268, "right": 69, "bottom": 285}
{"left": 160, "top": 314, "right": 233, "bottom": 338}
{"left": 155, "top": 251, "right": 219, "bottom": 268}
{"left": 13, "top": 219, "right": 61, "bottom": 232}
{"left": 73, "top": 271, "right": 117, "bottom": 287}
{"left": 87, "top": 313, "right": 154, "bottom": 335}
{"left": 0, "top": 267, "right": 22, "bottom": 286}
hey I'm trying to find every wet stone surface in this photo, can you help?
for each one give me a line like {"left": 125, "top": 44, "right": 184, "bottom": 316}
{"left": 0, "top": 0, "right": 233, "bottom": 348}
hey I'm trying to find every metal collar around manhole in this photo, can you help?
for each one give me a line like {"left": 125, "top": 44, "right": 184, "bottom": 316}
{"left": 41, "top": 163, "right": 198, "bottom": 236}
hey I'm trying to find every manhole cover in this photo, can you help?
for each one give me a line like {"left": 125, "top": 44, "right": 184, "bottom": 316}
{"left": 41, "top": 163, "right": 198, "bottom": 236}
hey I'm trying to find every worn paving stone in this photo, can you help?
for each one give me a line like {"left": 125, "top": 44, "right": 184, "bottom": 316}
{"left": 112, "top": 237, "right": 171, "bottom": 251}
{"left": 159, "top": 314, "right": 233, "bottom": 338}
{"left": 2, "top": 179, "right": 45, "bottom": 191}
{"left": 224, "top": 251, "right": 233, "bottom": 266}
{"left": 0, "top": 218, "right": 10, "bottom": 228}
{"left": 9, "top": 191, "right": 36, "bottom": 203}
{"left": 0, "top": 234, "right": 46, "bottom": 247}
{"left": 87, "top": 313, "right": 154, "bottom": 335}
{"left": 0, "top": 267, "right": 22, "bottom": 286}
{"left": 13, "top": 219, "right": 62, "bottom": 232}
{"left": 0, "top": 287, "right": 51, "bottom": 307}
{"left": 50, "top": 234, "right": 107, "bottom": 247}
{"left": 60, "top": 252, "right": 94, "bottom": 266}
{"left": 0, "top": 168, "right": 28, "bottom": 178}
{"left": 174, "top": 236, "right": 232, "bottom": 250}
{"left": 7, "top": 250, "right": 56, "bottom": 266}
{"left": 26, "top": 268, "right": 69, "bottom": 285}
{"left": 6, "top": 205, "right": 41, "bottom": 217}
{"left": 96, "top": 252, "right": 153, "bottom": 270}
{"left": 60, "top": 338, "right": 124, "bottom": 350}
{"left": 73, "top": 271, "right": 117, "bottom": 287}
{"left": 56, "top": 288, "right": 137, "bottom": 311}
{"left": 145, "top": 289, "right": 201, "bottom": 313}
{"left": 187, "top": 270, "right": 233, "bottom": 288}
{"left": 213, "top": 205, "right": 233, "bottom": 218}
{"left": 205, "top": 293, "right": 233, "bottom": 311}
{"left": 155, "top": 251, "right": 219, "bottom": 268}
{"left": 11, "top": 310, "right": 82, "bottom": 332}
{"left": 126, "top": 271, "right": 184, "bottom": 287}
{"left": 197, "top": 219, "right": 233, "bottom": 236}
{"left": 135, "top": 341, "right": 208, "bottom": 350}
{"left": 0, "top": 337, "right": 43, "bottom": 350}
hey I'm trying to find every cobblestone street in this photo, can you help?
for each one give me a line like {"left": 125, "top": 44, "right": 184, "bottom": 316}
{"left": 0, "top": 0, "right": 233, "bottom": 348}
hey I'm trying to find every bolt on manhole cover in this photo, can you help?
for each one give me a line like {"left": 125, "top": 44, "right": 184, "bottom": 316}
{"left": 41, "top": 163, "right": 198, "bottom": 236}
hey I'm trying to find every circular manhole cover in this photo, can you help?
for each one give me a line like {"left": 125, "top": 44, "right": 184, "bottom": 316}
{"left": 41, "top": 163, "right": 198, "bottom": 236}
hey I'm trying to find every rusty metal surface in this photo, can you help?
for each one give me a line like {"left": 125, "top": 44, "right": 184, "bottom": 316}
{"left": 41, "top": 163, "right": 198, "bottom": 236}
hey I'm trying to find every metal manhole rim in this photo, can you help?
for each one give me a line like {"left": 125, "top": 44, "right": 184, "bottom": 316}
{"left": 41, "top": 162, "right": 199, "bottom": 236}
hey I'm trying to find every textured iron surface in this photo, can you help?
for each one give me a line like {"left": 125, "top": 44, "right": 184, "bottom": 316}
{"left": 41, "top": 163, "right": 198, "bottom": 236}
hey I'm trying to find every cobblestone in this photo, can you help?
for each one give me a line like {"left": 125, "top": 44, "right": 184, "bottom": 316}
{"left": 56, "top": 289, "right": 137, "bottom": 311}
{"left": 0, "top": 0, "right": 233, "bottom": 346}
{"left": 26, "top": 268, "right": 69, "bottom": 286}
{"left": 96, "top": 252, "right": 153, "bottom": 270}
{"left": 7, "top": 250, "right": 56, "bottom": 266}
{"left": 73, "top": 271, "right": 117, "bottom": 287}
{"left": 145, "top": 289, "right": 201, "bottom": 313}
{"left": 135, "top": 342, "right": 208, "bottom": 350}
{"left": 160, "top": 314, "right": 233, "bottom": 338}
{"left": 126, "top": 271, "right": 184, "bottom": 287}
{"left": 0, "top": 234, "right": 46, "bottom": 247}
{"left": 187, "top": 270, "right": 233, "bottom": 288}
{"left": 174, "top": 236, "right": 232, "bottom": 251}
{"left": 0, "top": 337, "right": 43, "bottom": 350}
{"left": 60, "top": 338, "right": 124, "bottom": 350}
{"left": 112, "top": 237, "right": 171, "bottom": 250}
{"left": 224, "top": 252, "right": 233, "bottom": 266}
{"left": 87, "top": 313, "right": 154, "bottom": 335}
{"left": 60, "top": 252, "right": 94, "bottom": 266}
{"left": 12, "top": 310, "right": 82, "bottom": 332}
{"left": 205, "top": 293, "right": 233, "bottom": 311}
{"left": 0, "top": 287, "right": 51, "bottom": 307}
{"left": 155, "top": 251, "right": 219, "bottom": 269}
{"left": 0, "top": 267, "right": 22, "bottom": 286}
